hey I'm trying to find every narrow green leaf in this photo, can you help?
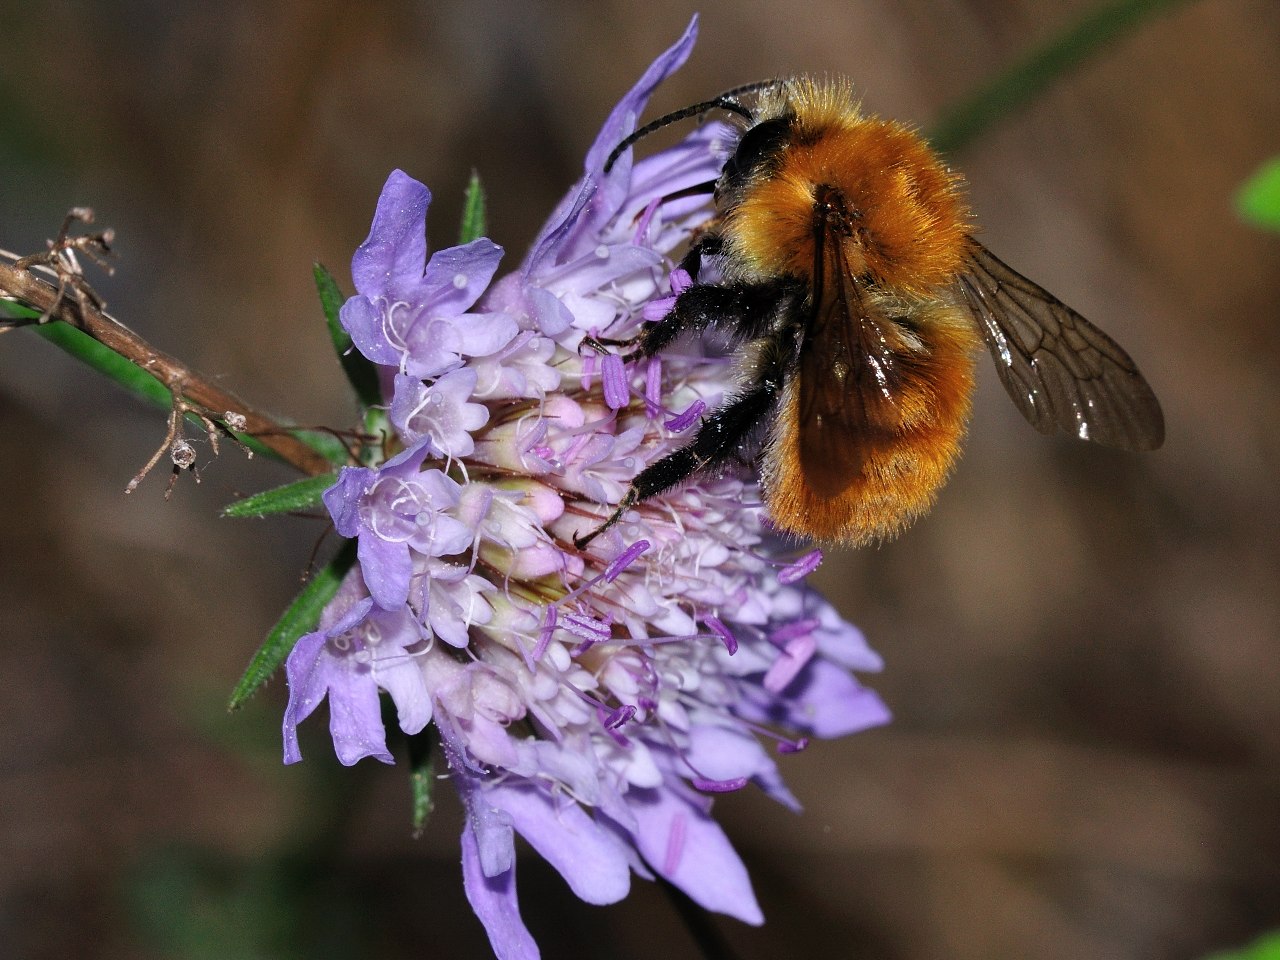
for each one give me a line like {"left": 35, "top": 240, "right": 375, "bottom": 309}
{"left": 222, "top": 472, "right": 337, "bottom": 518}
{"left": 406, "top": 730, "right": 436, "bottom": 838}
{"left": 459, "top": 171, "right": 487, "bottom": 244}
{"left": 314, "top": 262, "right": 382, "bottom": 409}
{"left": 34, "top": 317, "right": 173, "bottom": 405}
{"left": 928, "top": 0, "right": 1195, "bottom": 155}
{"left": 227, "top": 541, "right": 356, "bottom": 711}
{"left": 0, "top": 299, "right": 42, "bottom": 322}
{"left": 1236, "top": 157, "right": 1280, "bottom": 232}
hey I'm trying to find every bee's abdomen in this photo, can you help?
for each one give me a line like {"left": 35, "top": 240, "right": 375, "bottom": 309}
{"left": 762, "top": 301, "right": 980, "bottom": 545}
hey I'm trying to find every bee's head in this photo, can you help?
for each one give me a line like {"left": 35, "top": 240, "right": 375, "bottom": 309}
{"left": 718, "top": 115, "right": 795, "bottom": 202}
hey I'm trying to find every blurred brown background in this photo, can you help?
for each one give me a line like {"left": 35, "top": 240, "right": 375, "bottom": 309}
{"left": 2, "top": 1, "right": 1278, "bottom": 958}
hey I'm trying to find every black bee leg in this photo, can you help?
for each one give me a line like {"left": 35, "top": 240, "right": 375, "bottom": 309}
{"left": 676, "top": 232, "right": 723, "bottom": 282}
{"left": 574, "top": 341, "right": 790, "bottom": 550}
{"left": 631, "top": 277, "right": 799, "bottom": 360}
{"left": 578, "top": 335, "right": 614, "bottom": 355}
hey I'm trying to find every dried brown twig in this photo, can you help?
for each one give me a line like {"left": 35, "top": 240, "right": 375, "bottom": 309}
{"left": 0, "top": 209, "right": 336, "bottom": 488}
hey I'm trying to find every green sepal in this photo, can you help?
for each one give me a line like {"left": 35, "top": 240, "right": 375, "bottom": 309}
{"left": 459, "top": 171, "right": 487, "bottom": 244}
{"left": 227, "top": 540, "right": 356, "bottom": 711}
{"left": 406, "top": 729, "right": 436, "bottom": 838}
{"left": 221, "top": 472, "right": 338, "bottom": 519}
{"left": 314, "top": 262, "right": 382, "bottom": 409}
{"left": 1236, "top": 157, "right": 1280, "bottom": 232}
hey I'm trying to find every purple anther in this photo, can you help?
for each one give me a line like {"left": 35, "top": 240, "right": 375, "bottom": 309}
{"left": 778, "top": 549, "right": 823, "bottom": 584}
{"left": 563, "top": 612, "right": 611, "bottom": 643}
{"left": 769, "top": 617, "right": 818, "bottom": 646}
{"left": 692, "top": 776, "right": 749, "bottom": 793}
{"left": 604, "top": 704, "right": 636, "bottom": 729}
{"left": 602, "top": 353, "right": 629, "bottom": 410}
{"left": 605, "top": 539, "right": 651, "bottom": 582}
{"left": 642, "top": 295, "right": 676, "bottom": 322}
{"left": 664, "top": 398, "right": 705, "bottom": 433}
{"left": 645, "top": 356, "right": 662, "bottom": 416}
{"left": 706, "top": 616, "right": 738, "bottom": 655}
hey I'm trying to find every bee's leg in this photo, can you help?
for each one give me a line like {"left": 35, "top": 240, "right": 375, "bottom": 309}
{"left": 583, "top": 236, "right": 727, "bottom": 357}
{"left": 574, "top": 334, "right": 792, "bottom": 549}
{"left": 632, "top": 276, "right": 799, "bottom": 360}
{"left": 676, "top": 231, "right": 723, "bottom": 282}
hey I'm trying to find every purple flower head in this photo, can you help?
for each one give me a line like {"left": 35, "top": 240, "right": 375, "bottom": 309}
{"left": 287, "top": 18, "right": 889, "bottom": 958}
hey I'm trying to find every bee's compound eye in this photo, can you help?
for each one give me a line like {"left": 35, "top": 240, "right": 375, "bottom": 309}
{"left": 728, "top": 117, "right": 792, "bottom": 183}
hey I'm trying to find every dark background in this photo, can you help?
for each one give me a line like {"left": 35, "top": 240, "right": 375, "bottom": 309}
{"left": 2, "top": 1, "right": 1278, "bottom": 958}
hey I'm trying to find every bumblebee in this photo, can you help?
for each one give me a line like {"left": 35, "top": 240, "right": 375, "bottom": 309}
{"left": 576, "top": 77, "right": 1163, "bottom": 548}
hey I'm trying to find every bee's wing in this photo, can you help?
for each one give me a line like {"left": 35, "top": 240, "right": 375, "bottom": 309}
{"left": 957, "top": 240, "right": 1164, "bottom": 450}
{"left": 796, "top": 242, "right": 901, "bottom": 496}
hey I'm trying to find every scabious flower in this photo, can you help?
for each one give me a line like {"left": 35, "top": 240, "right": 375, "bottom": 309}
{"left": 283, "top": 17, "right": 889, "bottom": 958}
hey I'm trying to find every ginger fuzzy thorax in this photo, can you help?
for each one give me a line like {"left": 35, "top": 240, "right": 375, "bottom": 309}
{"left": 719, "top": 77, "right": 972, "bottom": 297}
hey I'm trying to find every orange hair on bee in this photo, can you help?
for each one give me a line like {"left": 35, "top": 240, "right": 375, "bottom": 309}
{"left": 762, "top": 299, "right": 981, "bottom": 545}
{"left": 724, "top": 78, "right": 971, "bottom": 298}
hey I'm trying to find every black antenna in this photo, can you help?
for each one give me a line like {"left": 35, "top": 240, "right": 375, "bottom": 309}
{"left": 603, "top": 79, "right": 781, "bottom": 174}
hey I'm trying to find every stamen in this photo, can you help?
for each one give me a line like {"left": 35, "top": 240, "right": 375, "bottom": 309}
{"left": 705, "top": 616, "right": 738, "bottom": 655}
{"left": 604, "top": 539, "right": 650, "bottom": 582}
{"left": 644, "top": 356, "right": 662, "bottom": 417}
{"left": 642, "top": 295, "right": 676, "bottom": 322}
{"left": 604, "top": 704, "right": 636, "bottom": 729}
{"left": 769, "top": 618, "right": 819, "bottom": 646}
{"left": 778, "top": 549, "right": 823, "bottom": 584}
{"left": 692, "top": 776, "right": 749, "bottom": 793}
{"left": 777, "top": 737, "right": 810, "bottom": 754}
{"left": 664, "top": 398, "right": 705, "bottom": 432}
{"left": 602, "top": 354, "right": 629, "bottom": 410}
{"left": 730, "top": 712, "right": 813, "bottom": 754}
{"left": 563, "top": 612, "right": 612, "bottom": 643}
{"left": 514, "top": 416, "right": 549, "bottom": 455}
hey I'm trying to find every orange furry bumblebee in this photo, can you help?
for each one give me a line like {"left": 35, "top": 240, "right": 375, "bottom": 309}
{"left": 576, "top": 77, "right": 1164, "bottom": 549}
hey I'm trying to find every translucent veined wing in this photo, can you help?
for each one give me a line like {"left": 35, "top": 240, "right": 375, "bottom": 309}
{"left": 957, "top": 240, "right": 1164, "bottom": 450}
{"left": 797, "top": 223, "right": 903, "bottom": 496}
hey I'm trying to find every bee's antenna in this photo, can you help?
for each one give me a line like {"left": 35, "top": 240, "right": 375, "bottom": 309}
{"left": 603, "top": 79, "right": 781, "bottom": 174}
